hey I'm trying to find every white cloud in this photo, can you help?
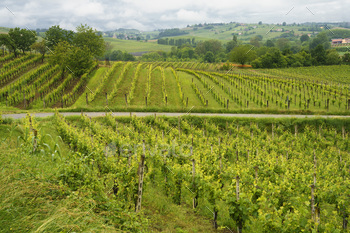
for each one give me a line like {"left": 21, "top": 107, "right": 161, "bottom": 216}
{"left": 0, "top": 0, "right": 349, "bottom": 31}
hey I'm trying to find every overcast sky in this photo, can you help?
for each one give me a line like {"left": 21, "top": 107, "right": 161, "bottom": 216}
{"left": 1, "top": 0, "right": 349, "bottom": 31}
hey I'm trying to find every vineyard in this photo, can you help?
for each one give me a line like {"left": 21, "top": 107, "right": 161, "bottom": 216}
{"left": 1, "top": 113, "right": 350, "bottom": 232}
{"left": 1, "top": 52, "right": 350, "bottom": 114}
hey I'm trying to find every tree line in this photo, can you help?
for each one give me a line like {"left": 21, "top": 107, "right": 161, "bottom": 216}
{"left": 139, "top": 31, "right": 350, "bottom": 68}
{"left": 0, "top": 25, "right": 106, "bottom": 77}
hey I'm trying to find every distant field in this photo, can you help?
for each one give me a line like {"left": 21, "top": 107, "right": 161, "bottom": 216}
{"left": 104, "top": 37, "right": 173, "bottom": 53}
{"left": 150, "top": 24, "right": 317, "bottom": 43}
{"left": 0, "top": 27, "right": 9, "bottom": 34}
{"left": 247, "top": 65, "right": 350, "bottom": 84}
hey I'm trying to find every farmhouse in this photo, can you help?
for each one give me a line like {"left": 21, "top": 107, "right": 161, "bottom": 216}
{"left": 331, "top": 38, "right": 350, "bottom": 45}
{"left": 331, "top": 39, "right": 343, "bottom": 45}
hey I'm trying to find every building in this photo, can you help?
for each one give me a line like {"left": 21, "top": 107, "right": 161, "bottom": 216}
{"left": 331, "top": 38, "right": 350, "bottom": 46}
{"left": 331, "top": 39, "right": 343, "bottom": 45}
{"left": 342, "top": 38, "right": 350, "bottom": 44}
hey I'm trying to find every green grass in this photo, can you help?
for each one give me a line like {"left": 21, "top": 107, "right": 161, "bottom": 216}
{"left": 72, "top": 66, "right": 108, "bottom": 108}
{"left": 149, "top": 67, "right": 164, "bottom": 107}
{"left": 130, "top": 64, "right": 149, "bottom": 107}
{"left": 0, "top": 27, "right": 9, "bottom": 34}
{"left": 104, "top": 37, "right": 173, "bottom": 53}
{"left": 177, "top": 71, "right": 204, "bottom": 107}
{"left": 164, "top": 67, "right": 183, "bottom": 108}
{"left": 91, "top": 63, "right": 124, "bottom": 107}
{"left": 112, "top": 64, "right": 136, "bottom": 106}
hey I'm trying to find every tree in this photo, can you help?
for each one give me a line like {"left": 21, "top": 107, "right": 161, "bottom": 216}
{"left": 195, "top": 40, "right": 222, "bottom": 55}
{"left": 110, "top": 50, "right": 124, "bottom": 61}
{"left": 6, "top": 28, "right": 37, "bottom": 56}
{"left": 276, "top": 38, "right": 290, "bottom": 51}
{"left": 265, "top": 40, "right": 275, "bottom": 47}
{"left": 140, "top": 52, "right": 164, "bottom": 61}
{"left": 229, "top": 45, "right": 257, "bottom": 65}
{"left": 49, "top": 41, "right": 73, "bottom": 75}
{"left": 226, "top": 35, "right": 238, "bottom": 53}
{"left": 282, "top": 22, "right": 287, "bottom": 26}
{"left": 105, "top": 42, "right": 113, "bottom": 53}
{"left": 250, "top": 36, "right": 262, "bottom": 48}
{"left": 0, "top": 34, "right": 17, "bottom": 56}
{"left": 73, "top": 24, "right": 105, "bottom": 58}
{"left": 67, "top": 46, "right": 94, "bottom": 77}
{"left": 342, "top": 53, "right": 350, "bottom": 64}
{"left": 49, "top": 41, "right": 93, "bottom": 77}
{"left": 31, "top": 40, "right": 47, "bottom": 62}
{"left": 226, "top": 40, "right": 237, "bottom": 53}
{"left": 178, "top": 47, "right": 195, "bottom": 59}
{"left": 45, "top": 25, "right": 74, "bottom": 49}
{"left": 204, "top": 51, "right": 215, "bottom": 63}
{"left": 251, "top": 50, "right": 287, "bottom": 68}
{"left": 123, "top": 52, "right": 136, "bottom": 61}
{"left": 300, "top": 34, "right": 310, "bottom": 43}
{"left": 309, "top": 31, "right": 330, "bottom": 50}
{"left": 325, "top": 50, "right": 341, "bottom": 65}
{"left": 258, "top": 21, "right": 262, "bottom": 25}
{"left": 298, "top": 50, "right": 312, "bottom": 66}
{"left": 311, "top": 44, "right": 327, "bottom": 65}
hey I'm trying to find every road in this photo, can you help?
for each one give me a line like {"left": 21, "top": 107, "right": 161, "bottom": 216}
{"left": 2, "top": 112, "right": 350, "bottom": 119}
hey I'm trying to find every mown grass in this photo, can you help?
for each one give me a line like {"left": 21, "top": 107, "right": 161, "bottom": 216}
{"left": 130, "top": 64, "right": 149, "bottom": 107}
{"left": 112, "top": 64, "right": 136, "bottom": 106}
{"left": 72, "top": 66, "right": 108, "bottom": 107}
{"left": 164, "top": 67, "right": 183, "bottom": 108}
{"left": 104, "top": 37, "right": 173, "bottom": 53}
{"left": 149, "top": 67, "right": 164, "bottom": 107}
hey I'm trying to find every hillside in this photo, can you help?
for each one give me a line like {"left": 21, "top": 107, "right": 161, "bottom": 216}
{"left": 102, "top": 22, "right": 350, "bottom": 54}
{"left": 0, "top": 27, "right": 10, "bottom": 34}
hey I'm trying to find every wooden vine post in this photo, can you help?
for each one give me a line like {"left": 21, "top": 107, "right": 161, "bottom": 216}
{"left": 135, "top": 141, "right": 146, "bottom": 213}
{"left": 313, "top": 151, "right": 320, "bottom": 227}
{"left": 254, "top": 166, "right": 259, "bottom": 182}
{"left": 311, "top": 184, "right": 316, "bottom": 225}
{"left": 125, "top": 94, "right": 128, "bottom": 106}
{"left": 23, "top": 93, "right": 26, "bottom": 108}
{"left": 236, "top": 176, "right": 242, "bottom": 233}
{"left": 192, "top": 157, "right": 198, "bottom": 208}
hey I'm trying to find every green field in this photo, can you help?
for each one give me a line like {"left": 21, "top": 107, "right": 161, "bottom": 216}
{"left": 0, "top": 27, "right": 10, "bottom": 34}
{"left": 103, "top": 23, "right": 317, "bottom": 52}
{"left": 104, "top": 37, "right": 173, "bottom": 53}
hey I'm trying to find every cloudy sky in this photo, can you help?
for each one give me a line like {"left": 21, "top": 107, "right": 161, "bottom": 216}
{"left": 0, "top": 0, "right": 349, "bottom": 31}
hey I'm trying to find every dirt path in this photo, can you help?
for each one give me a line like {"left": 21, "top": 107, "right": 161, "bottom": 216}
{"left": 3, "top": 112, "right": 350, "bottom": 119}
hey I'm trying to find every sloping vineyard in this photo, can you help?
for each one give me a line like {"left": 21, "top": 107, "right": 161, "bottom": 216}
{"left": 0, "top": 53, "right": 98, "bottom": 109}
{"left": 1, "top": 55, "right": 349, "bottom": 113}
